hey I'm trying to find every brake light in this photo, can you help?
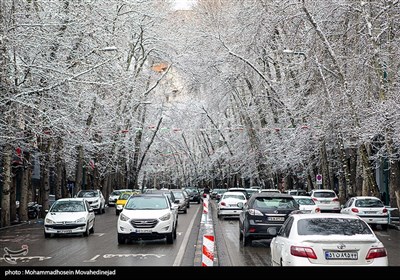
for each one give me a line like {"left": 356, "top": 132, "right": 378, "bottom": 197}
{"left": 315, "top": 208, "right": 320, "bottom": 213}
{"left": 312, "top": 198, "right": 318, "bottom": 201}
{"left": 290, "top": 246, "right": 317, "bottom": 259}
{"left": 221, "top": 202, "right": 226, "bottom": 206}
{"left": 366, "top": 248, "right": 387, "bottom": 260}
{"left": 248, "top": 209, "right": 263, "bottom": 216}
{"left": 351, "top": 208, "right": 359, "bottom": 213}
{"left": 333, "top": 198, "right": 339, "bottom": 201}
{"left": 383, "top": 208, "right": 388, "bottom": 213}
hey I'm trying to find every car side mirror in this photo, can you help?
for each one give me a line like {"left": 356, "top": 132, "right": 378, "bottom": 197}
{"left": 89, "top": 208, "right": 94, "bottom": 212}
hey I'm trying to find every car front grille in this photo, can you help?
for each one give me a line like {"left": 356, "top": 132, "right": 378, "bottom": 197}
{"left": 130, "top": 219, "right": 158, "bottom": 228}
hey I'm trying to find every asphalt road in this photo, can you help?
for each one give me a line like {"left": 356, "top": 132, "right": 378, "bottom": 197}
{"left": 0, "top": 203, "right": 202, "bottom": 267}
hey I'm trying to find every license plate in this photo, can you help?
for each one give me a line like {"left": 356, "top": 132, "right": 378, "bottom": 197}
{"left": 325, "top": 251, "right": 358, "bottom": 260}
{"left": 320, "top": 201, "right": 330, "bottom": 204}
{"left": 59, "top": 230, "right": 72, "bottom": 233}
{"left": 364, "top": 211, "right": 376, "bottom": 214}
{"left": 137, "top": 229, "right": 152, "bottom": 233}
{"left": 268, "top": 216, "right": 285, "bottom": 222}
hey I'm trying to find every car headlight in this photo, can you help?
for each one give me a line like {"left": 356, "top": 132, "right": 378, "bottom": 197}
{"left": 159, "top": 213, "right": 171, "bottom": 221}
{"left": 45, "top": 218, "right": 54, "bottom": 224}
{"left": 119, "top": 213, "right": 130, "bottom": 222}
{"left": 75, "top": 217, "right": 86, "bottom": 223}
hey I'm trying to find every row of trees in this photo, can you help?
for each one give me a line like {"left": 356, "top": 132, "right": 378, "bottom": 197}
{"left": 1, "top": 0, "right": 400, "bottom": 227}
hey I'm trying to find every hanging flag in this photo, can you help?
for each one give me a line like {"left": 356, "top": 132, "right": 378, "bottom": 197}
{"left": 89, "top": 160, "right": 95, "bottom": 170}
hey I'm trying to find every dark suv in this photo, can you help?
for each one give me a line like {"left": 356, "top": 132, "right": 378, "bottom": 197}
{"left": 185, "top": 188, "right": 201, "bottom": 204}
{"left": 239, "top": 192, "right": 299, "bottom": 246}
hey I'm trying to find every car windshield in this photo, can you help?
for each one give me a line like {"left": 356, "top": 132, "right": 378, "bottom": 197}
{"left": 313, "top": 191, "right": 336, "bottom": 198}
{"left": 355, "top": 199, "right": 384, "bottom": 208}
{"left": 77, "top": 191, "right": 98, "bottom": 198}
{"left": 295, "top": 198, "right": 315, "bottom": 205}
{"left": 172, "top": 192, "right": 184, "bottom": 198}
{"left": 124, "top": 196, "right": 168, "bottom": 210}
{"left": 223, "top": 194, "right": 246, "bottom": 200}
{"left": 254, "top": 197, "right": 297, "bottom": 209}
{"left": 297, "top": 218, "right": 372, "bottom": 235}
{"left": 119, "top": 193, "right": 132, "bottom": 200}
{"left": 51, "top": 201, "right": 85, "bottom": 212}
{"left": 111, "top": 191, "right": 121, "bottom": 196}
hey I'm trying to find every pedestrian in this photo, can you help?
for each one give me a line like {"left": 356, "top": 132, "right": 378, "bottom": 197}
{"left": 203, "top": 185, "right": 210, "bottom": 198}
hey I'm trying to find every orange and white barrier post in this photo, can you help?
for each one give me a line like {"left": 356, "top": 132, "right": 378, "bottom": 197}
{"left": 201, "top": 234, "right": 215, "bottom": 266}
{"left": 201, "top": 195, "right": 210, "bottom": 224}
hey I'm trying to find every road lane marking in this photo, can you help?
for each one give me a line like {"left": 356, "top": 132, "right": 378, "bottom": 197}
{"left": 173, "top": 205, "right": 201, "bottom": 266}
{"left": 84, "top": 254, "right": 100, "bottom": 262}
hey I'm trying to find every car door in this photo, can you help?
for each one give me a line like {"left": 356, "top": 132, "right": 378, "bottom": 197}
{"left": 271, "top": 216, "right": 294, "bottom": 266}
{"left": 341, "top": 198, "right": 354, "bottom": 214}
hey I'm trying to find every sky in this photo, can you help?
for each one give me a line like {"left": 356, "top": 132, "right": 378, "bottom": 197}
{"left": 172, "top": 0, "right": 196, "bottom": 10}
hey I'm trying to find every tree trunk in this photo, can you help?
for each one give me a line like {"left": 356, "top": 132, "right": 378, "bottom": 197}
{"left": 19, "top": 152, "right": 30, "bottom": 222}
{"left": 1, "top": 144, "right": 12, "bottom": 227}
{"left": 359, "top": 143, "right": 379, "bottom": 196}
{"left": 320, "top": 139, "right": 331, "bottom": 189}
{"left": 55, "top": 137, "right": 64, "bottom": 200}
{"left": 75, "top": 145, "right": 84, "bottom": 195}
{"left": 39, "top": 139, "right": 51, "bottom": 216}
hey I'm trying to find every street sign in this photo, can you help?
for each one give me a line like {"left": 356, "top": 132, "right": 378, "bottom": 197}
{"left": 316, "top": 174, "right": 322, "bottom": 184}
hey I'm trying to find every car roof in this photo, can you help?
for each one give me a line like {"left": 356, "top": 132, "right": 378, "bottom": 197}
{"left": 222, "top": 191, "right": 247, "bottom": 197}
{"left": 291, "top": 213, "right": 361, "bottom": 220}
{"left": 312, "top": 189, "right": 335, "bottom": 192}
{"left": 351, "top": 196, "right": 381, "bottom": 200}
{"left": 260, "top": 189, "right": 281, "bottom": 192}
{"left": 292, "top": 195, "right": 312, "bottom": 199}
{"left": 252, "top": 192, "right": 293, "bottom": 198}
{"left": 54, "top": 198, "right": 86, "bottom": 202}
{"left": 132, "top": 193, "right": 167, "bottom": 197}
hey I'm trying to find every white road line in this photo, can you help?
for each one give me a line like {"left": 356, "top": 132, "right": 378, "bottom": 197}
{"left": 173, "top": 205, "right": 201, "bottom": 266}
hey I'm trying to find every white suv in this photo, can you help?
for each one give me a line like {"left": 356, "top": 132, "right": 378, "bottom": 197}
{"left": 117, "top": 193, "right": 178, "bottom": 244}
{"left": 310, "top": 189, "right": 340, "bottom": 213}
{"left": 75, "top": 189, "right": 106, "bottom": 214}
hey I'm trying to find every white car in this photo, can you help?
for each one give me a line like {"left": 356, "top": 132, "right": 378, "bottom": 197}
{"left": 341, "top": 196, "right": 388, "bottom": 230}
{"left": 117, "top": 193, "right": 178, "bottom": 244}
{"left": 270, "top": 213, "right": 388, "bottom": 266}
{"left": 217, "top": 191, "right": 247, "bottom": 219}
{"left": 310, "top": 189, "right": 340, "bottom": 213}
{"left": 292, "top": 196, "right": 320, "bottom": 213}
{"left": 75, "top": 189, "right": 106, "bottom": 214}
{"left": 44, "top": 198, "right": 95, "bottom": 238}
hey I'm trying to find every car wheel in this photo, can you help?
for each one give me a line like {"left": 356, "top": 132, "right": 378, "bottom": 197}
{"left": 83, "top": 223, "right": 90, "bottom": 237}
{"left": 239, "top": 228, "right": 243, "bottom": 241}
{"left": 173, "top": 225, "right": 177, "bottom": 239}
{"left": 102, "top": 205, "right": 106, "bottom": 214}
{"left": 89, "top": 223, "right": 95, "bottom": 234}
{"left": 197, "top": 199, "right": 200, "bottom": 204}
{"left": 115, "top": 210, "right": 119, "bottom": 216}
{"left": 187, "top": 203, "right": 190, "bottom": 209}
{"left": 184, "top": 208, "right": 187, "bottom": 214}
{"left": 44, "top": 232, "right": 51, "bottom": 238}
{"left": 166, "top": 232, "right": 174, "bottom": 244}
{"left": 118, "top": 234, "right": 126, "bottom": 245}
{"left": 242, "top": 229, "right": 251, "bottom": 247}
